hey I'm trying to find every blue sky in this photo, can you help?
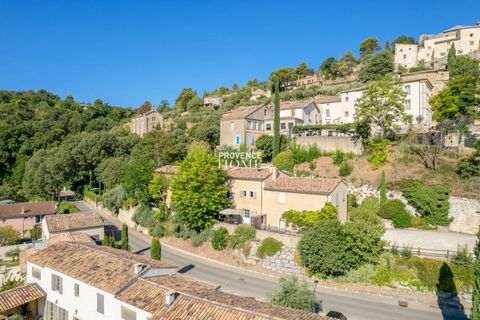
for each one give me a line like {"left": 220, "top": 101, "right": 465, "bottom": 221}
{"left": 0, "top": 0, "right": 479, "bottom": 107}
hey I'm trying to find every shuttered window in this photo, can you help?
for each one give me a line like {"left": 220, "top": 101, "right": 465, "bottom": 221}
{"left": 51, "top": 274, "right": 63, "bottom": 294}
{"left": 97, "top": 293, "right": 104, "bottom": 314}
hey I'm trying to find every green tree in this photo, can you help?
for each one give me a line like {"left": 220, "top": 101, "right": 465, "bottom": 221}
{"left": 148, "top": 173, "right": 170, "bottom": 205}
{"left": 136, "top": 101, "right": 153, "bottom": 114}
{"left": 360, "top": 37, "right": 381, "bottom": 58}
{"left": 269, "top": 276, "right": 318, "bottom": 312}
{"left": 336, "top": 51, "right": 359, "bottom": 77}
{"left": 355, "top": 76, "right": 407, "bottom": 137}
{"left": 123, "top": 156, "right": 154, "bottom": 204}
{"left": 447, "top": 44, "right": 458, "bottom": 75}
{"left": 121, "top": 224, "right": 129, "bottom": 251}
{"left": 472, "top": 231, "right": 480, "bottom": 319}
{"left": 269, "top": 67, "right": 297, "bottom": 87}
{"left": 95, "top": 157, "right": 128, "bottom": 190}
{"left": 175, "top": 88, "right": 197, "bottom": 112}
{"left": 450, "top": 56, "right": 480, "bottom": 79}
{"left": 295, "top": 63, "right": 314, "bottom": 77}
{"left": 380, "top": 170, "right": 387, "bottom": 204}
{"left": 0, "top": 226, "right": 20, "bottom": 246}
{"left": 393, "top": 35, "right": 416, "bottom": 45}
{"left": 102, "top": 184, "right": 126, "bottom": 213}
{"left": 298, "top": 219, "right": 353, "bottom": 277}
{"left": 273, "top": 81, "right": 281, "bottom": 158}
{"left": 358, "top": 51, "right": 394, "bottom": 82}
{"left": 319, "top": 57, "right": 338, "bottom": 79}
{"left": 171, "top": 142, "right": 229, "bottom": 231}
{"left": 151, "top": 238, "right": 161, "bottom": 260}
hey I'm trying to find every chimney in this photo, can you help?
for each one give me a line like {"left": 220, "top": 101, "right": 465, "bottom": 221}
{"left": 133, "top": 263, "right": 146, "bottom": 274}
{"left": 165, "top": 291, "right": 177, "bottom": 306}
{"left": 21, "top": 207, "right": 25, "bottom": 215}
{"left": 270, "top": 166, "right": 278, "bottom": 181}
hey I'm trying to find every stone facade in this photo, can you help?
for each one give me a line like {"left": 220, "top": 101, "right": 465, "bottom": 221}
{"left": 243, "top": 241, "right": 302, "bottom": 275}
{"left": 129, "top": 109, "right": 163, "bottom": 137}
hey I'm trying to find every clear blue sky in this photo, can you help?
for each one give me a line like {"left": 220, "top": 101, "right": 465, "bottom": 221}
{"left": 1, "top": 0, "right": 479, "bottom": 107}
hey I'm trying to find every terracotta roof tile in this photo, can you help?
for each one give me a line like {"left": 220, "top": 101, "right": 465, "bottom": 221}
{"left": 154, "top": 165, "right": 179, "bottom": 175}
{"left": 0, "top": 283, "right": 45, "bottom": 312}
{"left": 45, "top": 212, "right": 104, "bottom": 233}
{"left": 265, "top": 176, "right": 342, "bottom": 195}
{"left": 0, "top": 201, "right": 56, "bottom": 219}
{"left": 227, "top": 167, "right": 272, "bottom": 181}
{"left": 221, "top": 105, "right": 265, "bottom": 120}
{"left": 314, "top": 95, "right": 342, "bottom": 104}
{"left": 47, "top": 232, "right": 97, "bottom": 245}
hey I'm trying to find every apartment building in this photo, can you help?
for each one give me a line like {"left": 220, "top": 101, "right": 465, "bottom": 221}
{"left": 130, "top": 109, "right": 163, "bottom": 137}
{"left": 42, "top": 212, "right": 105, "bottom": 242}
{"left": 395, "top": 22, "right": 480, "bottom": 68}
{"left": 8, "top": 241, "right": 331, "bottom": 319}
{"left": 219, "top": 100, "right": 320, "bottom": 148}
{"left": 0, "top": 201, "right": 57, "bottom": 237}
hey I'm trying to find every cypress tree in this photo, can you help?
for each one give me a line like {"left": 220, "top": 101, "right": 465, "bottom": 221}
{"left": 447, "top": 44, "right": 457, "bottom": 74}
{"left": 380, "top": 170, "right": 387, "bottom": 205}
{"left": 121, "top": 224, "right": 129, "bottom": 251}
{"left": 472, "top": 232, "right": 480, "bottom": 319}
{"left": 272, "top": 81, "right": 281, "bottom": 159}
{"left": 151, "top": 238, "right": 161, "bottom": 260}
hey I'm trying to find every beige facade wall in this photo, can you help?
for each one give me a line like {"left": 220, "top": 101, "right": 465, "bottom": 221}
{"left": 220, "top": 118, "right": 246, "bottom": 147}
{"left": 228, "top": 178, "right": 269, "bottom": 216}
{"left": 262, "top": 182, "right": 348, "bottom": 229}
{"left": 395, "top": 44, "right": 419, "bottom": 69}
{"left": 130, "top": 111, "right": 163, "bottom": 137}
{"left": 1, "top": 216, "right": 37, "bottom": 237}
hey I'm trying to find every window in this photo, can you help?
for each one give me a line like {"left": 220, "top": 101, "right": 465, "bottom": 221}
{"left": 277, "top": 192, "right": 286, "bottom": 204}
{"left": 400, "top": 48, "right": 403, "bottom": 52}
{"left": 404, "top": 85, "right": 410, "bottom": 94}
{"left": 32, "top": 267, "right": 41, "bottom": 280}
{"left": 344, "top": 111, "right": 349, "bottom": 118}
{"left": 403, "top": 54, "right": 406, "bottom": 59}
{"left": 243, "top": 209, "right": 250, "bottom": 218}
{"left": 335, "top": 193, "right": 339, "bottom": 207}
{"left": 51, "top": 274, "right": 63, "bottom": 294}
{"left": 405, "top": 100, "right": 411, "bottom": 110}
{"left": 97, "top": 293, "right": 104, "bottom": 314}
{"left": 280, "top": 123, "right": 286, "bottom": 130}
{"left": 249, "top": 136, "right": 254, "bottom": 146}
{"left": 345, "top": 96, "right": 349, "bottom": 103}
{"left": 230, "top": 121, "right": 235, "bottom": 131}
{"left": 74, "top": 283, "right": 80, "bottom": 297}
{"left": 45, "top": 301, "right": 68, "bottom": 320}
{"left": 471, "top": 33, "right": 475, "bottom": 37}
{"left": 121, "top": 306, "right": 137, "bottom": 320}
{"left": 471, "top": 41, "right": 475, "bottom": 46}
{"left": 266, "top": 123, "right": 272, "bottom": 130}
{"left": 440, "top": 52, "right": 446, "bottom": 56}
{"left": 240, "top": 190, "right": 247, "bottom": 198}
{"left": 235, "top": 135, "right": 241, "bottom": 145}
{"left": 325, "top": 109, "right": 330, "bottom": 118}
{"left": 250, "top": 191, "right": 257, "bottom": 199}
{"left": 264, "top": 109, "right": 267, "bottom": 116}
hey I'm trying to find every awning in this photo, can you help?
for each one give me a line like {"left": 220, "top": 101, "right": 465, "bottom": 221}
{"left": 0, "top": 283, "right": 45, "bottom": 312}
{"left": 219, "top": 208, "right": 239, "bottom": 216}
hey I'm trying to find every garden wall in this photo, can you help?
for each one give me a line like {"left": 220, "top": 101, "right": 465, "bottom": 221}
{"left": 217, "top": 223, "right": 300, "bottom": 247}
{"left": 295, "top": 135, "right": 363, "bottom": 154}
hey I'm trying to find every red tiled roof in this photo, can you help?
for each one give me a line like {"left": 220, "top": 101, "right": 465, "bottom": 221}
{"left": 0, "top": 283, "right": 45, "bottom": 312}
{"left": 265, "top": 176, "right": 342, "bottom": 195}
{"left": 45, "top": 212, "right": 104, "bottom": 233}
{"left": 221, "top": 105, "right": 265, "bottom": 120}
{"left": 0, "top": 201, "right": 56, "bottom": 219}
{"left": 227, "top": 167, "right": 272, "bottom": 181}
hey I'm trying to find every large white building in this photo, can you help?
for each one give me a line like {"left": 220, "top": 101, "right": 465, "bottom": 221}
{"left": 395, "top": 23, "right": 480, "bottom": 69}
{"left": 10, "top": 241, "right": 331, "bottom": 320}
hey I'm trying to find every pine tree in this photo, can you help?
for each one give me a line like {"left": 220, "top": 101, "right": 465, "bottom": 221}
{"left": 447, "top": 44, "right": 457, "bottom": 75}
{"left": 151, "top": 238, "right": 161, "bottom": 260}
{"left": 121, "top": 224, "right": 129, "bottom": 251}
{"left": 380, "top": 170, "right": 387, "bottom": 205}
{"left": 272, "top": 81, "right": 281, "bottom": 159}
{"left": 472, "top": 232, "right": 480, "bottom": 319}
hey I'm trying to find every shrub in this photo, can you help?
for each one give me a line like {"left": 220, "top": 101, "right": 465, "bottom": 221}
{"left": 410, "top": 216, "right": 434, "bottom": 230}
{"left": 211, "top": 227, "right": 229, "bottom": 251}
{"left": 298, "top": 220, "right": 353, "bottom": 277}
{"left": 282, "top": 203, "right": 337, "bottom": 227}
{"left": 290, "top": 143, "right": 321, "bottom": 164}
{"left": 29, "top": 223, "right": 42, "bottom": 240}
{"left": 272, "top": 151, "right": 294, "bottom": 172}
{"left": 401, "top": 246, "right": 412, "bottom": 260}
{"left": 191, "top": 229, "right": 212, "bottom": 247}
{"left": 150, "top": 238, "right": 161, "bottom": 260}
{"left": 0, "top": 226, "right": 20, "bottom": 246}
{"left": 243, "top": 241, "right": 251, "bottom": 257}
{"left": 269, "top": 276, "right": 318, "bottom": 312}
{"left": 58, "top": 201, "right": 80, "bottom": 214}
{"left": 149, "top": 224, "right": 166, "bottom": 238}
{"left": 378, "top": 199, "right": 411, "bottom": 228}
{"left": 256, "top": 237, "right": 283, "bottom": 258}
{"left": 347, "top": 194, "right": 358, "bottom": 212}
{"left": 402, "top": 182, "right": 450, "bottom": 226}
{"left": 360, "top": 196, "right": 380, "bottom": 214}
{"left": 366, "top": 138, "right": 390, "bottom": 169}
{"left": 380, "top": 171, "right": 387, "bottom": 204}
{"left": 308, "top": 160, "right": 316, "bottom": 171}
{"left": 102, "top": 185, "right": 126, "bottom": 213}
{"left": 123, "top": 197, "right": 138, "bottom": 209}
{"left": 339, "top": 161, "right": 353, "bottom": 176}
{"left": 231, "top": 225, "right": 256, "bottom": 249}
{"left": 173, "top": 223, "right": 194, "bottom": 239}
{"left": 457, "top": 156, "right": 480, "bottom": 178}
{"left": 133, "top": 205, "right": 155, "bottom": 228}
{"left": 333, "top": 150, "right": 346, "bottom": 165}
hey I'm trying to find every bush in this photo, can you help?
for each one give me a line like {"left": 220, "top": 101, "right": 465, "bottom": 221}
{"left": 102, "top": 185, "right": 126, "bottom": 213}
{"left": 402, "top": 182, "right": 450, "bottom": 226}
{"left": 83, "top": 188, "right": 98, "bottom": 202}
{"left": 272, "top": 151, "right": 295, "bottom": 172}
{"left": 308, "top": 160, "right": 316, "bottom": 171}
{"left": 151, "top": 238, "right": 161, "bottom": 260}
{"left": 298, "top": 220, "right": 353, "bottom": 277}
{"left": 360, "top": 196, "right": 380, "bottom": 214}
{"left": 282, "top": 203, "right": 337, "bottom": 228}
{"left": 256, "top": 237, "right": 283, "bottom": 258}
{"left": 243, "top": 241, "right": 251, "bottom": 257}
{"left": 457, "top": 156, "right": 480, "bottom": 178}
{"left": 410, "top": 216, "right": 435, "bottom": 230}
{"left": 57, "top": 201, "right": 79, "bottom": 214}
{"left": 332, "top": 150, "right": 346, "bottom": 165}
{"left": 133, "top": 205, "right": 155, "bottom": 228}
{"left": 0, "top": 226, "right": 20, "bottom": 246}
{"left": 401, "top": 246, "right": 413, "bottom": 259}
{"left": 191, "top": 229, "right": 212, "bottom": 247}
{"left": 366, "top": 138, "right": 390, "bottom": 169}
{"left": 231, "top": 225, "right": 256, "bottom": 249}
{"left": 149, "top": 224, "right": 166, "bottom": 238}
{"left": 290, "top": 143, "right": 322, "bottom": 164}
{"left": 339, "top": 161, "right": 353, "bottom": 176}
{"left": 211, "top": 227, "right": 229, "bottom": 251}
{"left": 347, "top": 194, "right": 358, "bottom": 212}
{"left": 269, "top": 276, "right": 318, "bottom": 312}
{"left": 123, "top": 197, "right": 138, "bottom": 209}
{"left": 378, "top": 199, "right": 411, "bottom": 228}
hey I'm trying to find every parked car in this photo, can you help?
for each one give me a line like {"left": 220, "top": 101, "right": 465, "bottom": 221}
{"left": 326, "top": 311, "right": 347, "bottom": 320}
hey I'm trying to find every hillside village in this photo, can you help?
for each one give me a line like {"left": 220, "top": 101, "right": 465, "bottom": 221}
{"left": 0, "top": 20, "right": 480, "bottom": 320}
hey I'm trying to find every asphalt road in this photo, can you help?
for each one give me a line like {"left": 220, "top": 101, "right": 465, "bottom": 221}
{"left": 75, "top": 200, "right": 467, "bottom": 320}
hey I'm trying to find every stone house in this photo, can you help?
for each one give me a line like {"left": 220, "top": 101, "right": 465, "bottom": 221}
{"left": 0, "top": 201, "right": 57, "bottom": 237}
{"left": 130, "top": 109, "right": 163, "bottom": 137}
{"left": 42, "top": 212, "right": 105, "bottom": 243}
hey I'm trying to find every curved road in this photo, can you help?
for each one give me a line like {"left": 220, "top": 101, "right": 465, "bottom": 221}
{"left": 75, "top": 201, "right": 466, "bottom": 320}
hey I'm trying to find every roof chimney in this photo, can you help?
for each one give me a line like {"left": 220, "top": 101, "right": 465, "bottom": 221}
{"left": 21, "top": 207, "right": 25, "bottom": 215}
{"left": 133, "top": 263, "right": 146, "bottom": 274}
{"left": 165, "top": 291, "right": 177, "bottom": 306}
{"left": 270, "top": 166, "right": 278, "bottom": 181}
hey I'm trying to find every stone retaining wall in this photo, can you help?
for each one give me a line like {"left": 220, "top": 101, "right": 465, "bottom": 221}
{"left": 217, "top": 223, "right": 300, "bottom": 247}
